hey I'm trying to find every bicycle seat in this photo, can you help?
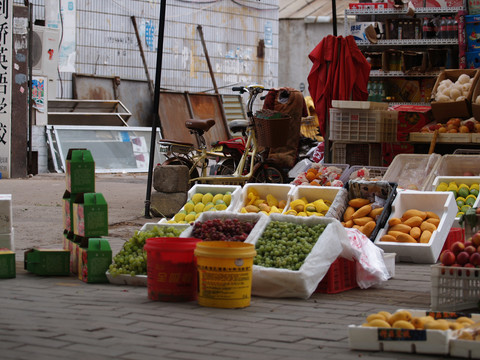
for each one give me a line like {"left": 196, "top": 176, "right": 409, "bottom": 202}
{"left": 228, "top": 119, "right": 249, "bottom": 133}
{"left": 185, "top": 118, "right": 215, "bottom": 132}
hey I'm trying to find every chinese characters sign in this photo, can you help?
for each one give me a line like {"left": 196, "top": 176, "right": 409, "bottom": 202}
{"left": 0, "top": 0, "right": 12, "bottom": 178}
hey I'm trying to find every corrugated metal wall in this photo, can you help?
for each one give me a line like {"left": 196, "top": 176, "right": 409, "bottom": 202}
{"left": 15, "top": 0, "right": 279, "bottom": 98}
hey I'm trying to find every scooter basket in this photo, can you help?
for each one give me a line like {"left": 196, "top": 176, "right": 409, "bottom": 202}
{"left": 254, "top": 115, "right": 291, "bottom": 148}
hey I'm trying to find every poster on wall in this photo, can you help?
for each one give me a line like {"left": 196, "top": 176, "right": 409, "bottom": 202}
{"left": 32, "top": 77, "right": 46, "bottom": 113}
{"left": 0, "top": 0, "right": 13, "bottom": 178}
{"left": 58, "top": 0, "right": 76, "bottom": 72}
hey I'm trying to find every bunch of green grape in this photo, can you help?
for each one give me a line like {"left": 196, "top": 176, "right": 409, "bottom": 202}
{"left": 254, "top": 221, "right": 327, "bottom": 271}
{"left": 108, "top": 226, "right": 183, "bottom": 277}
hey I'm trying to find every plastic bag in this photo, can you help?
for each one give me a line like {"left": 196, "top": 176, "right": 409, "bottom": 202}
{"left": 247, "top": 214, "right": 346, "bottom": 299}
{"left": 340, "top": 228, "right": 391, "bottom": 289}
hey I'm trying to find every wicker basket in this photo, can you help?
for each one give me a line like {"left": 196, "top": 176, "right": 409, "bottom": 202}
{"left": 254, "top": 115, "right": 292, "bottom": 148}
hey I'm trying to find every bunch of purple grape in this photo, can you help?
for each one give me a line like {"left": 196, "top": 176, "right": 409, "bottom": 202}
{"left": 192, "top": 218, "right": 256, "bottom": 242}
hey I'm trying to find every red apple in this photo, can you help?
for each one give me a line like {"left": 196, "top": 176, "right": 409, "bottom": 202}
{"left": 465, "top": 245, "right": 477, "bottom": 256}
{"left": 451, "top": 241, "right": 466, "bottom": 255}
{"left": 464, "top": 263, "right": 475, "bottom": 276}
{"left": 470, "top": 252, "right": 480, "bottom": 267}
{"left": 465, "top": 240, "right": 473, "bottom": 248}
{"left": 472, "top": 231, "right": 480, "bottom": 247}
{"left": 457, "top": 251, "right": 471, "bottom": 266}
{"left": 440, "top": 250, "right": 456, "bottom": 266}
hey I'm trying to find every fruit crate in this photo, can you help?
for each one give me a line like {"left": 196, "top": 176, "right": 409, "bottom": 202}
{"left": 339, "top": 165, "right": 388, "bottom": 183}
{"left": 430, "top": 176, "right": 480, "bottom": 227}
{"left": 234, "top": 183, "right": 294, "bottom": 213}
{"left": 431, "top": 264, "right": 480, "bottom": 311}
{"left": 329, "top": 108, "right": 397, "bottom": 142}
{"left": 382, "top": 153, "right": 442, "bottom": 191}
{"left": 286, "top": 185, "right": 342, "bottom": 219}
{"left": 331, "top": 142, "right": 382, "bottom": 166}
{"left": 315, "top": 257, "right": 357, "bottom": 294}
{"left": 409, "top": 132, "right": 472, "bottom": 144}
{"left": 425, "top": 155, "right": 480, "bottom": 190}
{"left": 441, "top": 227, "right": 465, "bottom": 253}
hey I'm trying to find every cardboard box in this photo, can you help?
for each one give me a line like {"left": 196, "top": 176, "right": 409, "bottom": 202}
{"left": 425, "top": 0, "right": 463, "bottom": 6}
{"left": 374, "top": 191, "right": 457, "bottom": 263}
{"left": 0, "top": 248, "right": 15, "bottom": 278}
{"left": 62, "top": 190, "right": 78, "bottom": 235}
{"left": 466, "top": 50, "right": 480, "bottom": 69}
{"left": 77, "top": 238, "right": 112, "bottom": 283}
{"left": 471, "top": 74, "right": 480, "bottom": 120}
{"left": 24, "top": 248, "right": 70, "bottom": 276}
{"left": 348, "top": 22, "right": 380, "bottom": 42}
{"left": 0, "top": 194, "right": 12, "bottom": 234}
{"left": 390, "top": 105, "right": 433, "bottom": 141}
{"left": 386, "top": 78, "right": 422, "bottom": 102}
{"left": 466, "top": 15, "right": 480, "bottom": 52}
{"left": 430, "top": 69, "right": 480, "bottom": 122}
{"left": 72, "top": 192, "right": 108, "bottom": 237}
{"left": 63, "top": 234, "right": 80, "bottom": 274}
{"left": 65, "top": 148, "right": 95, "bottom": 194}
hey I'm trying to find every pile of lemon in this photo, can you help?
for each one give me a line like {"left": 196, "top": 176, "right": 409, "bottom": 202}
{"left": 284, "top": 197, "right": 331, "bottom": 217}
{"left": 168, "top": 192, "right": 232, "bottom": 224}
{"left": 435, "top": 181, "right": 479, "bottom": 217}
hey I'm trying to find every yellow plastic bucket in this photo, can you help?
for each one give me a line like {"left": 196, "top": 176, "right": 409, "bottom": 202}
{"left": 194, "top": 241, "right": 256, "bottom": 309}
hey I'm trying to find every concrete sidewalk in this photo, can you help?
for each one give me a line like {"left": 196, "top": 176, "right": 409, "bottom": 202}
{"left": 0, "top": 173, "right": 458, "bottom": 359}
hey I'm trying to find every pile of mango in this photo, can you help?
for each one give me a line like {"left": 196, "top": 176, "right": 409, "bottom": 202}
{"left": 239, "top": 188, "right": 286, "bottom": 215}
{"left": 168, "top": 192, "right": 232, "bottom": 224}
{"left": 341, "top": 198, "right": 384, "bottom": 238}
{"left": 379, "top": 209, "right": 439, "bottom": 243}
{"left": 362, "top": 309, "right": 475, "bottom": 330}
{"left": 435, "top": 181, "right": 479, "bottom": 217}
{"left": 284, "top": 197, "right": 331, "bottom": 217}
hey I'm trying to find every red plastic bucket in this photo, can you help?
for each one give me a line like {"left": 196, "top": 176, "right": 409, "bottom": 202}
{"left": 144, "top": 237, "right": 202, "bottom": 302}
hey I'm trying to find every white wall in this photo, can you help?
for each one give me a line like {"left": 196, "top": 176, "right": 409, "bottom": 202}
{"left": 278, "top": 19, "right": 345, "bottom": 96}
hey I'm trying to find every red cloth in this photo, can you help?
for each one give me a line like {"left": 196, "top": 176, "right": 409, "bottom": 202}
{"left": 307, "top": 35, "right": 370, "bottom": 137}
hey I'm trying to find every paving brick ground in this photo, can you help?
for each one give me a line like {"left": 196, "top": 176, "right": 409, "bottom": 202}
{"left": 0, "top": 174, "right": 468, "bottom": 359}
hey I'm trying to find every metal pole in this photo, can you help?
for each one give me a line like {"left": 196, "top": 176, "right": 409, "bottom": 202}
{"left": 144, "top": 0, "right": 167, "bottom": 218}
{"left": 332, "top": 0, "right": 337, "bottom": 36}
{"left": 27, "top": 2, "right": 33, "bottom": 173}
{"left": 131, "top": 16, "right": 155, "bottom": 98}
{"left": 197, "top": 25, "right": 218, "bottom": 94}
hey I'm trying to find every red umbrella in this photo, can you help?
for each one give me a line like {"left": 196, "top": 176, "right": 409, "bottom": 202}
{"left": 307, "top": 35, "right": 371, "bottom": 138}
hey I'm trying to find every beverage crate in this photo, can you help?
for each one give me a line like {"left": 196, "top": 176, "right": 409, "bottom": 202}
{"left": 331, "top": 142, "right": 382, "bottom": 166}
{"left": 431, "top": 264, "right": 480, "bottom": 311}
{"left": 383, "top": 153, "right": 442, "bottom": 191}
{"left": 315, "top": 257, "right": 357, "bottom": 294}
{"left": 329, "top": 108, "right": 397, "bottom": 142}
{"left": 339, "top": 165, "right": 388, "bottom": 183}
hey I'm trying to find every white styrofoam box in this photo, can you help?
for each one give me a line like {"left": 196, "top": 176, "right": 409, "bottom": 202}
{"left": 286, "top": 185, "right": 342, "bottom": 218}
{"left": 245, "top": 213, "right": 347, "bottom": 299}
{"left": 431, "top": 176, "right": 480, "bottom": 227}
{"left": 348, "top": 309, "right": 475, "bottom": 355}
{"left": 450, "top": 338, "right": 480, "bottom": 359}
{"left": 374, "top": 191, "right": 457, "bottom": 264}
{"left": 331, "top": 100, "right": 389, "bottom": 110}
{"left": 0, "top": 194, "right": 12, "bottom": 234}
{"left": 106, "top": 271, "right": 147, "bottom": 286}
{"left": 383, "top": 252, "right": 396, "bottom": 278}
{"left": 139, "top": 222, "right": 191, "bottom": 233}
{"left": 187, "top": 184, "right": 242, "bottom": 212}
{"left": 0, "top": 228, "right": 14, "bottom": 251}
{"left": 234, "top": 183, "right": 294, "bottom": 213}
{"left": 179, "top": 211, "right": 268, "bottom": 241}
{"left": 288, "top": 158, "right": 313, "bottom": 179}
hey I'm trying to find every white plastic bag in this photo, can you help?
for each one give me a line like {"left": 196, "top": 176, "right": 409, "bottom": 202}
{"left": 246, "top": 214, "right": 347, "bottom": 299}
{"left": 341, "top": 228, "right": 391, "bottom": 289}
